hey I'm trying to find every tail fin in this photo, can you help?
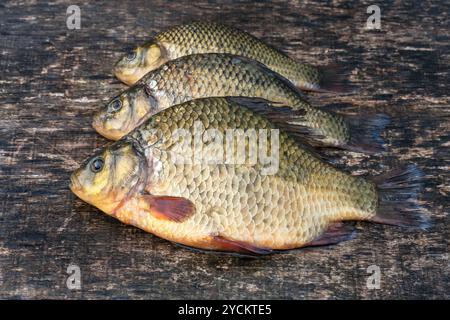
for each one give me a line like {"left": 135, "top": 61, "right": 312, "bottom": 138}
{"left": 344, "top": 113, "right": 390, "bottom": 154}
{"left": 308, "top": 64, "right": 359, "bottom": 94}
{"left": 369, "top": 165, "right": 430, "bottom": 230}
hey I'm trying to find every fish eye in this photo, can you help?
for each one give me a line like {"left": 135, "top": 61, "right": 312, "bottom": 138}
{"left": 126, "top": 51, "right": 137, "bottom": 61}
{"left": 90, "top": 157, "right": 104, "bottom": 173}
{"left": 110, "top": 99, "right": 122, "bottom": 112}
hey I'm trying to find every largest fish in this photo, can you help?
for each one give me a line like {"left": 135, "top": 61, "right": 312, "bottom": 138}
{"left": 113, "top": 21, "right": 352, "bottom": 93}
{"left": 95, "top": 53, "right": 386, "bottom": 152}
{"left": 72, "top": 97, "right": 427, "bottom": 255}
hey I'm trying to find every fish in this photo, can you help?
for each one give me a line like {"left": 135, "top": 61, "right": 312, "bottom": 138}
{"left": 72, "top": 97, "right": 428, "bottom": 255}
{"left": 113, "top": 21, "right": 353, "bottom": 93}
{"left": 95, "top": 53, "right": 387, "bottom": 152}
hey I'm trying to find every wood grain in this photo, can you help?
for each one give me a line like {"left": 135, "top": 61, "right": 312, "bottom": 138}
{"left": 0, "top": 0, "right": 448, "bottom": 299}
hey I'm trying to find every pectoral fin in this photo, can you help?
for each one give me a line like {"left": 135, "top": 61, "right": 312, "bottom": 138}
{"left": 140, "top": 195, "right": 195, "bottom": 222}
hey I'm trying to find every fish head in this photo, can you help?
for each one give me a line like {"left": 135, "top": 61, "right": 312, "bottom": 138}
{"left": 114, "top": 42, "right": 165, "bottom": 85}
{"left": 93, "top": 85, "right": 155, "bottom": 140}
{"left": 70, "top": 140, "right": 146, "bottom": 215}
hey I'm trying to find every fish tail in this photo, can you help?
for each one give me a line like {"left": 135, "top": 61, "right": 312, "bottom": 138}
{"left": 369, "top": 165, "right": 431, "bottom": 230}
{"left": 301, "top": 63, "right": 359, "bottom": 94}
{"left": 343, "top": 113, "right": 391, "bottom": 154}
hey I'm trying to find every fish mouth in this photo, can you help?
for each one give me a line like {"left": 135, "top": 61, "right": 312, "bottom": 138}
{"left": 113, "top": 61, "right": 139, "bottom": 85}
{"left": 69, "top": 174, "right": 82, "bottom": 195}
{"left": 91, "top": 112, "right": 125, "bottom": 141}
{"left": 113, "top": 63, "right": 126, "bottom": 78}
{"left": 91, "top": 114, "right": 112, "bottom": 139}
{"left": 92, "top": 112, "right": 104, "bottom": 130}
{"left": 116, "top": 71, "right": 137, "bottom": 86}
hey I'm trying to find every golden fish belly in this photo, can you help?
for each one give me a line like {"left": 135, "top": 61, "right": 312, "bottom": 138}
{"left": 115, "top": 161, "right": 377, "bottom": 250}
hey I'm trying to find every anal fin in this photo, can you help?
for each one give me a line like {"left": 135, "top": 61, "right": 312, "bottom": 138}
{"left": 212, "top": 235, "right": 273, "bottom": 255}
{"left": 304, "top": 222, "right": 356, "bottom": 247}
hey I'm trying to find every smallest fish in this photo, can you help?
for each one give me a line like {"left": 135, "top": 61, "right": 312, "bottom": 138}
{"left": 114, "top": 21, "right": 355, "bottom": 93}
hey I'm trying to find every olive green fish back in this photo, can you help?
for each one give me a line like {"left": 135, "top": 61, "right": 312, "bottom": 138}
{"left": 155, "top": 21, "right": 321, "bottom": 90}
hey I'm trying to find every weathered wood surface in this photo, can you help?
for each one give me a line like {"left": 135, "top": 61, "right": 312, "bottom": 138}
{"left": 0, "top": 0, "right": 449, "bottom": 299}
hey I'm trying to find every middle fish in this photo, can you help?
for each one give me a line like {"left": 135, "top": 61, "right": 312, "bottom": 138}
{"left": 93, "top": 53, "right": 385, "bottom": 153}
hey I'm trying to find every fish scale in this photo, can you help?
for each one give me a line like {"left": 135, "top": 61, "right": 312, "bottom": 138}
{"left": 115, "top": 22, "right": 326, "bottom": 91}
{"left": 119, "top": 97, "right": 377, "bottom": 250}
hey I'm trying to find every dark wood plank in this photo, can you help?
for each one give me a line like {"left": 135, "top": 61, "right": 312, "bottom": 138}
{"left": 0, "top": 0, "right": 448, "bottom": 299}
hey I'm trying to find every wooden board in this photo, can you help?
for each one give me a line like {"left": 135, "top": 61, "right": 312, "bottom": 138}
{"left": 0, "top": 0, "right": 448, "bottom": 299}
